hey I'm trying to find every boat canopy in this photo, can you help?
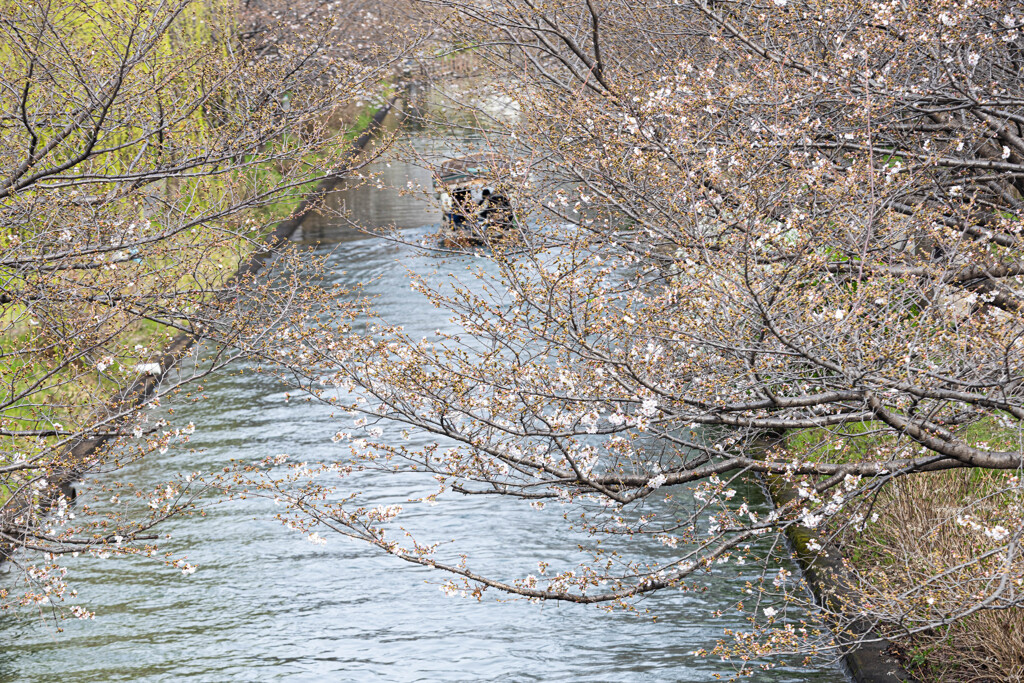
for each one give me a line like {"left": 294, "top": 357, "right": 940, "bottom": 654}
{"left": 437, "top": 153, "right": 503, "bottom": 184}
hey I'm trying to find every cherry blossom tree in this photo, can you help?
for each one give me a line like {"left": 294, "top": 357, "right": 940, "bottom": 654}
{"left": 246, "top": 0, "right": 1024, "bottom": 669}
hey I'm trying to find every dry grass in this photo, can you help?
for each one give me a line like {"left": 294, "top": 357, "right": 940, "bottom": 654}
{"left": 833, "top": 470, "right": 1024, "bottom": 682}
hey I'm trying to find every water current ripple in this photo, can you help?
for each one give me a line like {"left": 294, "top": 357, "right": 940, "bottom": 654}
{"left": 0, "top": 144, "right": 845, "bottom": 683}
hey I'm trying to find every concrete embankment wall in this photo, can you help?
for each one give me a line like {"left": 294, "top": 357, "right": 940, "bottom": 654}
{"left": 757, "top": 435, "right": 914, "bottom": 682}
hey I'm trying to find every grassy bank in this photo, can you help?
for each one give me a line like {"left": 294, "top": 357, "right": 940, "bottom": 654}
{"left": 0, "top": 93, "right": 386, "bottom": 442}
{"left": 0, "top": 0, "right": 395, "bottom": 553}
{"left": 781, "top": 423, "right": 1024, "bottom": 681}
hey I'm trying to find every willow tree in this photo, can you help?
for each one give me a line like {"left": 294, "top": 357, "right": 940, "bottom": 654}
{"left": 0, "top": 0, "right": 402, "bottom": 614}
{"left": 259, "top": 0, "right": 1024, "bottom": 672}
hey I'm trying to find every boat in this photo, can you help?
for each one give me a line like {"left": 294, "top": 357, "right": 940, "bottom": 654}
{"left": 433, "top": 153, "right": 518, "bottom": 245}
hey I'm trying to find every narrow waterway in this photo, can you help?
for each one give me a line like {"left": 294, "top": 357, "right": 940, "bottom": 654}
{"left": 0, "top": 118, "right": 845, "bottom": 682}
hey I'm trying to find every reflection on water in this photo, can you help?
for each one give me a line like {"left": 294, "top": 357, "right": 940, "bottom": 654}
{"left": 0, "top": 116, "right": 845, "bottom": 683}
{"left": 297, "top": 95, "right": 457, "bottom": 245}
{"left": 296, "top": 143, "right": 442, "bottom": 244}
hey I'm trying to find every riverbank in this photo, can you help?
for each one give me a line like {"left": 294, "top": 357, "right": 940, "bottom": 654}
{"left": 758, "top": 434, "right": 912, "bottom": 682}
{"left": 0, "top": 0, "right": 400, "bottom": 579}
{"left": 0, "top": 96, "right": 398, "bottom": 566}
{"left": 768, "top": 426, "right": 1024, "bottom": 682}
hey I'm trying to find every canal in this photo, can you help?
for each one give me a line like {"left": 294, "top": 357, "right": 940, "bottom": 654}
{"left": 0, "top": 104, "right": 846, "bottom": 683}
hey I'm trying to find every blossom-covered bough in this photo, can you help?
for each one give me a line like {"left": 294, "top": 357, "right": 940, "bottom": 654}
{"left": 256, "top": 0, "right": 1024, "bottom": 671}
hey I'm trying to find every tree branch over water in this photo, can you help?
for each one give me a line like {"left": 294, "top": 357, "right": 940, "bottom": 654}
{"left": 261, "top": 0, "right": 1024, "bottom": 671}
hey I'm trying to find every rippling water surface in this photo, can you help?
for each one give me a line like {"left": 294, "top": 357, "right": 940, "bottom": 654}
{"left": 0, "top": 123, "right": 845, "bottom": 682}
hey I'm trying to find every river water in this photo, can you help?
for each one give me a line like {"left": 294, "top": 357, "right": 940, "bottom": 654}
{"left": 0, "top": 111, "right": 845, "bottom": 682}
